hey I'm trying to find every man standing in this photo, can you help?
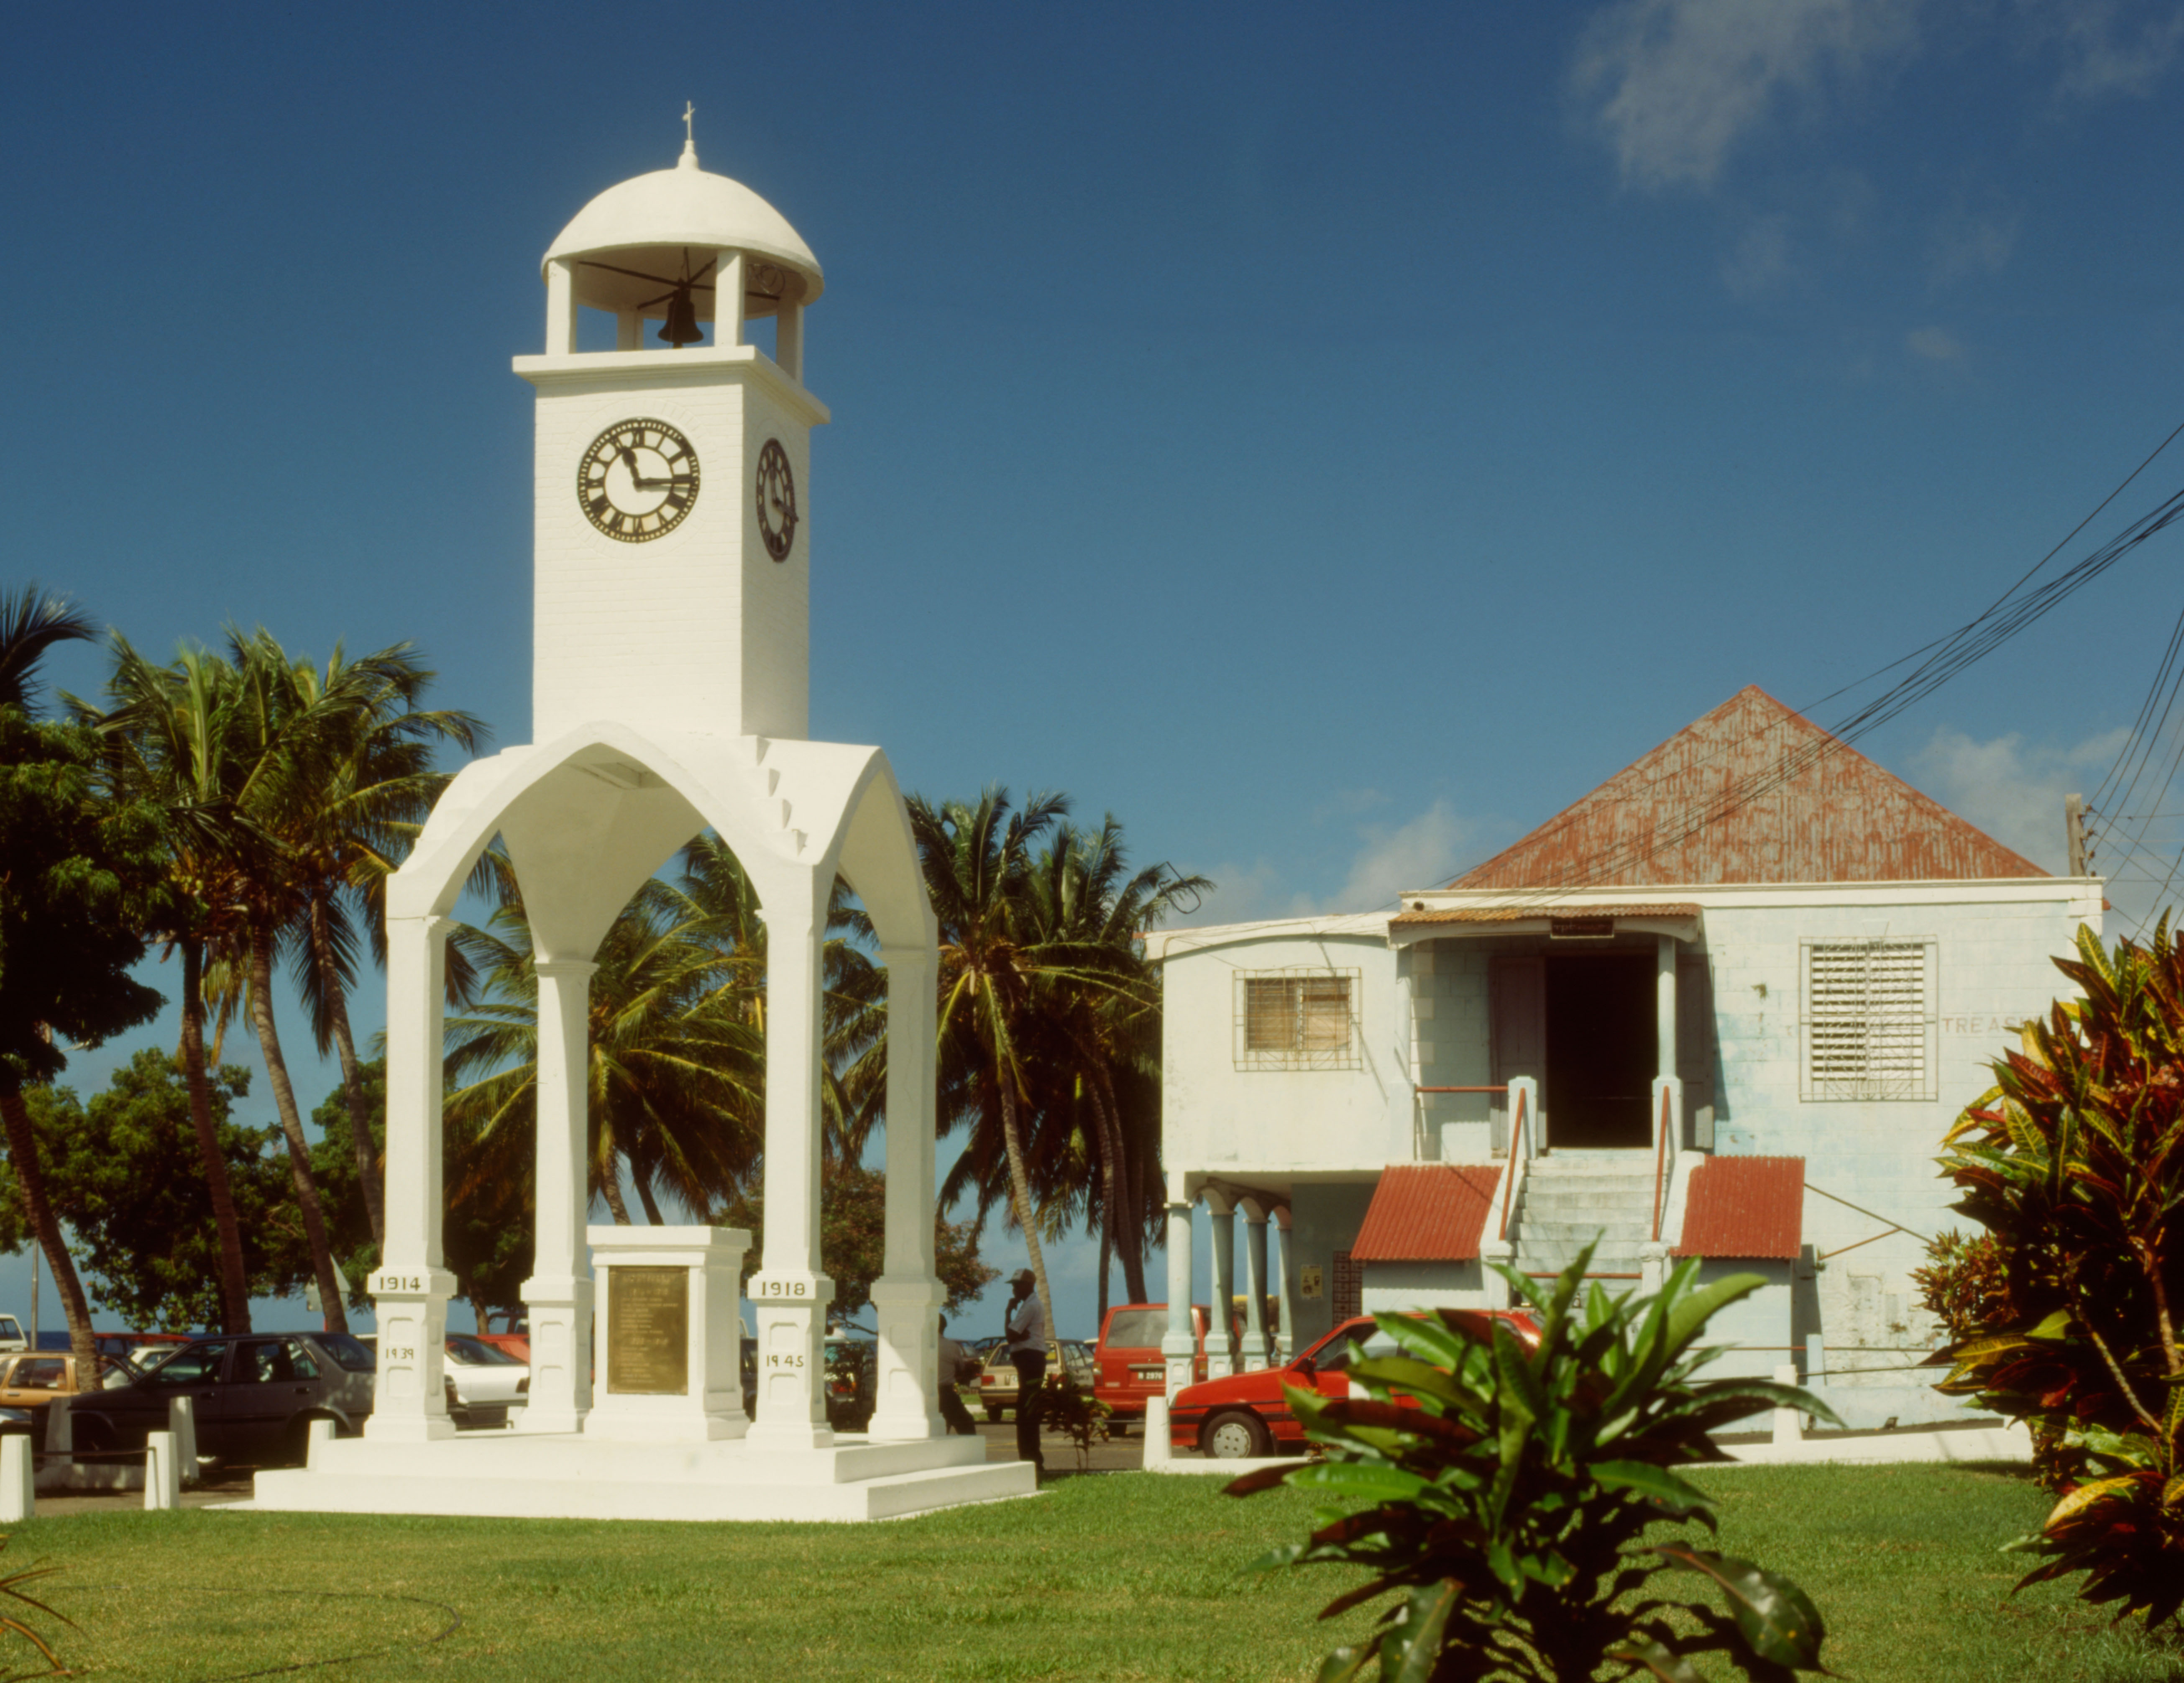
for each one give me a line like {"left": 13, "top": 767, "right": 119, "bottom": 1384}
{"left": 1004, "top": 1268, "right": 1047, "bottom": 1477}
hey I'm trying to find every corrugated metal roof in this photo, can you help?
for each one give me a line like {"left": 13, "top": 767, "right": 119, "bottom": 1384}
{"left": 1453, "top": 686, "right": 2047, "bottom": 889}
{"left": 1673, "top": 1155, "right": 1804, "bottom": 1261}
{"left": 1351, "top": 1165, "right": 1502, "bottom": 1263}
{"left": 1389, "top": 902, "right": 1701, "bottom": 927}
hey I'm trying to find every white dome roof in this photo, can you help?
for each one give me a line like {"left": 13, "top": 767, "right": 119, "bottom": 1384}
{"left": 542, "top": 146, "right": 823, "bottom": 320}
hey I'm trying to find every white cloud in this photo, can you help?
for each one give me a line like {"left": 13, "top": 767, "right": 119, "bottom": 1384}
{"left": 1905, "top": 325, "right": 1965, "bottom": 360}
{"left": 1925, "top": 194, "right": 2020, "bottom": 287}
{"left": 1909, "top": 723, "right": 2127, "bottom": 873}
{"left": 1326, "top": 801, "right": 1475, "bottom": 911}
{"left": 1572, "top": 0, "right": 1923, "bottom": 190}
{"left": 1172, "top": 801, "right": 1479, "bottom": 925}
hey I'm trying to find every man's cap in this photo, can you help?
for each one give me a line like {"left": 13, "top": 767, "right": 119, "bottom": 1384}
{"left": 1010, "top": 1268, "right": 1035, "bottom": 1286}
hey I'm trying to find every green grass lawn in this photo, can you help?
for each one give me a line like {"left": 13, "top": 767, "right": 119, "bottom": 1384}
{"left": 0, "top": 1463, "right": 2177, "bottom": 1680}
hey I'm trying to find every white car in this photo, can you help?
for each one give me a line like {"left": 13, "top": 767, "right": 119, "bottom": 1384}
{"left": 441, "top": 1335, "right": 530, "bottom": 1426}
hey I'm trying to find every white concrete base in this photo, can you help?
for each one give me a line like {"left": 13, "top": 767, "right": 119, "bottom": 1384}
{"left": 1712, "top": 1420, "right": 2032, "bottom": 1468}
{"left": 243, "top": 1428, "right": 1034, "bottom": 1522}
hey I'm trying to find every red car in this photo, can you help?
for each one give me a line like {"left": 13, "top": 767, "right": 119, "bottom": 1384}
{"left": 1169, "top": 1309, "right": 1540, "bottom": 1459}
{"left": 1092, "top": 1303, "right": 1240, "bottom": 1423}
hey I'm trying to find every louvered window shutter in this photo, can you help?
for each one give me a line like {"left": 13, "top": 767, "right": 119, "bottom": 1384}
{"left": 1803, "top": 939, "right": 1936, "bottom": 1101}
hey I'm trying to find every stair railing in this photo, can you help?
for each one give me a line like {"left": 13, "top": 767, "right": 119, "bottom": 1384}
{"left": 1496, "top": 1084, "right": 1532, "bottom": 1243}
{"left": 1650, "top": 1081, "right": 1671, "bottom": 1243}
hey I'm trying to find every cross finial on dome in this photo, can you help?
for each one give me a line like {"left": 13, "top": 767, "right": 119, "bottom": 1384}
{"left": 679, "top": 102, "right": 697, "bottom": 170}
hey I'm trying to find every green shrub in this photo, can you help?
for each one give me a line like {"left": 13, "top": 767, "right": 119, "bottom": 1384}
{"left": 1038, "top": 1376, "right": 1112, "bottom": 1472}
{"left": 1230, "top": 1246, "right": 1836, "bottom": 1682}
{"left": 1935, "top": 920, "right": 2184, "bottom": 1630}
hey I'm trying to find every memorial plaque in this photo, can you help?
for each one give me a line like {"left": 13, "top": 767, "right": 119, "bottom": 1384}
{"left": 607, "top": 1266, "right": 689, "bottom": 1394}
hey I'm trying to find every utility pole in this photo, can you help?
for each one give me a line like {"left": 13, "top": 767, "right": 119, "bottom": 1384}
{"left": 2066, "top": 793, "right": 2087, "bottom": 877}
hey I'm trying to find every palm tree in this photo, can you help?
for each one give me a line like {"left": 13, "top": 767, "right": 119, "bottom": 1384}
{"left": 444, "top": 856, "right": 771, "bottom": 1228}
{"left": 0, "top": 586, "right": 95, "bottom": 711}
{"left": 1021, "top": 818, "right": 1208, "bottom": 1308}
{"left": 85, "top": 640, "right": 261, "bottom": 1332}
{"left": 911, "top": 789, "right": 1125, "bottom": 1349}
{"left": 0, "top": 586, "right": 163, "bottom": 1370}
{"left": 238, "top": 631, "right": 484, "bottom": 1253}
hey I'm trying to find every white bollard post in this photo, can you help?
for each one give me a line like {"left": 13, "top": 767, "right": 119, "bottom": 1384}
{"left": 42, "top": 1396, "right": 71, "bottom": 1460}
{"left": 305, "top": 1417, "right": 337, "bottom": 1465}
{"left": 166, "top": 1397, "right": 200, "bottom": 1487}
{"left": 144, "top": 1431, "right": 180, "bottom": 1511}
{"left": 1771, "top": 1362, "right": 1803, "bottom": 1446}
{"left": 1142, "top": 1396, "right": 1172, "bottom": 1469}
{"left": 0, "top": 1436, "right": 32, "bottom": 1522}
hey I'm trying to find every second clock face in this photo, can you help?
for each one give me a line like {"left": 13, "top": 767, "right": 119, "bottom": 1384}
{"left": 578, "top": 419, "right": 700, "bottom": 542}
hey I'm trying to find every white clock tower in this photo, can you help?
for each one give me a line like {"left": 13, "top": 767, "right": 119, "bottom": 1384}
{"left": 256, "top": 130, "right": 1033, "bottom": 1520}
{"left": 517, "top": 128, "right": 827, "bottom": 743}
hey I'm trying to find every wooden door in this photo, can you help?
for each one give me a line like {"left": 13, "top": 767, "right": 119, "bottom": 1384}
{"left": 1489, "top": 955, "right": 1547, "bottom": 1153}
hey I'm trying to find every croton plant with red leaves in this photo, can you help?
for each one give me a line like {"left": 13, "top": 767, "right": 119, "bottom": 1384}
{"left": 1937, "top": 919, "right": 2184, "bottom": 1630}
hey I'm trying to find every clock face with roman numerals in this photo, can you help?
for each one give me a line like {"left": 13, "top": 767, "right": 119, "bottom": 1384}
{"left": 577, "top": 418, "right": 700, "bottom": 542}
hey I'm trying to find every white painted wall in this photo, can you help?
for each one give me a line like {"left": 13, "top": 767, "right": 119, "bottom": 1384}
{"left": 1361, "top": 1260, "right": 1486, "bottom": 1314}
{"left": 1160, "top": 921, "right": 1415, "bottom": 1176}
{"left": 519, "top": 348, "right": 823, "bottom": 743}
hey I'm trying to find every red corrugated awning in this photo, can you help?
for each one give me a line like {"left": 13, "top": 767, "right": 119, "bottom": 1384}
{"left": 1673, "top": 1156, "right": 1804, "bottom": 1261}
{"left": 1350, "top": 1165, "right": 1502, "bottom": 1263}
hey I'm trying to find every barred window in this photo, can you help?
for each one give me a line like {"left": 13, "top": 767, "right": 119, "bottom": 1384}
{"left": 1235, "top": 969, "right": 1361, "bottom": 1070}
{"left": 1800, "top": 938, "right": 1937, "bottom": 1102}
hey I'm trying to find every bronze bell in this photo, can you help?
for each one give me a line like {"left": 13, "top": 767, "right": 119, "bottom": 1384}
{"left": 658, "top": 287, "right": 703, "bottom": 348}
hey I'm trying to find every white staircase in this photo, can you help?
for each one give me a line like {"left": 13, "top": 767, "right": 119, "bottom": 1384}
{"left": 1511, "top": 1153, "right": 1657, "bottom": 1278}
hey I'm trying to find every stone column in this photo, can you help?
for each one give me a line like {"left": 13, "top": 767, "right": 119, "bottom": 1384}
{"left": 1240, "top": 1209, "right": 1271, "bottom": 1372}
{"left": 1274, "top": 1210, "right": 1297, "bottom": 1364}
{"left": 716, "top": 251, "right": 744, "bottom": 349}
{"left": 867, "top": 943, "right": 944, "bottom": 1442}
{"left": 616, "top": 311, "right": 641, "bottom": 351}
{"left": 776, "top": 292, "right": 804, "bottom": 382}
{"left": 517, "top": 958, "right": 598, "bottom": 1435}
{"left": 1158, "top": 1190, "right": 1194, "bottom": 1401}
{"left": 366, "top": 914, "right": 456, "bottom": 1442}
{"left": 545, "top": 259, "right": 576, "bottom": 355}
{"left": 746, "top": 883, "right": 834, "bottom": 1447}
{"left": 1206, "top": 1200, "right": 1237, "bottom": 1379}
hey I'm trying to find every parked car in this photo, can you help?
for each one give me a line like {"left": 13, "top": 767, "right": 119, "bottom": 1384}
{"left": 976, "top": 1340, "right": 1095, "bottom": 1423}
{"left": 359, "top": 1335, "right": 529, "bottom": 1429}
{"left": 0, "top": 1317, "right": 26, "bottom": 1354}
{"left": 473, "top": 1331, "right": 530, "bottom": 1362}
{"left": 0, "top": 1350, "right": 140, "bottom": 1437}
{"left": 1092, "top": 1304, "right": 1240, "bottom": 1426}
{"left": 442, "top": 1335, "right": 529, "bottom": 1426}
{"left": 67, "top": 1332, "right": 376, "bottom": 1466}
{"left": 94, "top": 1332, "right": 192, "bottom": 1369}
{"left": 1170, "top": 1309, "right": 1541, "bottom": 1459}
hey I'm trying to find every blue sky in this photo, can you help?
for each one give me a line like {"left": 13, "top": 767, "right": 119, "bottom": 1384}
{"left": 8, "top": 1, "right": 2184, "bottom": 1341}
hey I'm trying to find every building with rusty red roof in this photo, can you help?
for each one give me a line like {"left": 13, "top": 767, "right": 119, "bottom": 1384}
{"left": 1144, "top": 686, "right": 2102, "bottom": 1419}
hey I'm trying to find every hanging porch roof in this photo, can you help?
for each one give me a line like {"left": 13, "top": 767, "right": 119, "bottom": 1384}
{"left": 1350, "top": 1165, "right": 1503, "bottom": 1263}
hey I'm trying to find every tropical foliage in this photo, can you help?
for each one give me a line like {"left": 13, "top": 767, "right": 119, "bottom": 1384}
{"left": 0, "top": 1050, "right": 309, "bottom": 1327}
{"left": 1909, "top": 1228, "right": 2010, "bottom": 1346}
{"left": 0, "top": 587, "right": 168, "bottom": 1365}
{"left": 913, "top": 789, "right": 1204, "bottom": 1341}
{"left": 1934, "top": 920, "right": 2184, "bottom": 1630}
{"left": 81, "top": 628, "right": 476, "bottom": 1330}
{"left": 1230, "top": 1247, "right": 1837, "bottom": 1683}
